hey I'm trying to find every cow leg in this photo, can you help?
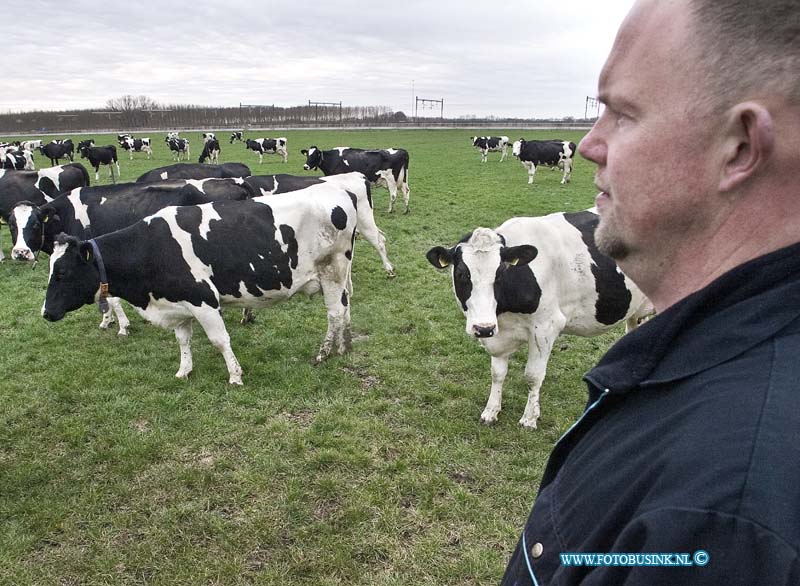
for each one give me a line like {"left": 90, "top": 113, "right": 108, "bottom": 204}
{"left": 98, "top": 308, "right": 115, "bottom": 330}
{"left": 110, "top": 297, "right": 130, "bottom": 336}
{"left": 561, "top": 158, "right": 573, "bottom": 184}
{"left": 174, "top": 319, "right": 194, "bottom": 379}
{"left": 355, "top": 213, "right": 395, "bottom": 276}
{"left": 519, "top": 324, "right": 561, "bottom": 428}
{"left": 500, "top": 146, "right": 508, "bottom": 162}
{"left": 525, "top": 161, "right": 537, "bottom": 184}
{"left": 315, "top": 253, "right": 353, "bottom": 362}
{"left": 400, "top": 176, "right": 411, "bottom": 214}
{"left": 281, "top": 150, "right": 287, "bottom": 163}
{"left": 0, "top": 224, "right": 5, "bottom": 262}
{"left": 384, "top": 175, "right": 399, "bottom": 214}
{"left": 193, "top": 305, "right": 243, "bottom": 385}
{"left": 240, "top": 307, "right": 256, "bottom": 324}
{"left": 480, "top": 354, "right": 511, "bottom": 424}
{"left": 259, "top": 153, "right": 263, "bottom": 164}
{"left": 115, "top": 160, "right": 121, "bottom": 177}
{"left": 481, "top": 149, "right": 488, "bottom": 163}
{"left": 95, "top": 166, "right": 100, "bottom": 181}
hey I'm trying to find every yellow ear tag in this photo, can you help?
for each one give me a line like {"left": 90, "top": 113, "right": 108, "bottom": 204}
{"left": 43, "top": 217, "right": 48, "bottom": 223}
{"left": 85, "top": 250, "right": 91, "bottom": 261}
{"left": 508, "top": 258, "right": 519, "bottom": 266}
{"left": 439, "top": 258, "right": 449, "bottom": 268}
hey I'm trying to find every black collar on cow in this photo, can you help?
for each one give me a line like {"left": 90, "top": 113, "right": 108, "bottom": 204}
{"left": 88, "top": 239, "right": 110, "bottom": 313}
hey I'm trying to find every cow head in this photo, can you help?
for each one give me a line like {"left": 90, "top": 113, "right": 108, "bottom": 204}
{"left": 8, "top": 202, "right": 62, "bottom": 260}
{"left": 427, "top": 228, "right": 538, "bottom": 339}
{"left": 77, "top": 139, "right": 94, "bottom": 157}
{"left": 42, "top": 234, "right": 102, "bottom": 322}
{"left": 470, "top": 136, "right": 478, "bottom": 146}
{"left": 512, "top": 139, "right": 525, "bottom": 158}
{"left": 301, "top": 146, "right": 323, "bottom": 170}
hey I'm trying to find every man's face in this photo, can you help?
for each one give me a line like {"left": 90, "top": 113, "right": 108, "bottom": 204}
{"left": 579, "top": 0, "right": 719, "bottom": 269}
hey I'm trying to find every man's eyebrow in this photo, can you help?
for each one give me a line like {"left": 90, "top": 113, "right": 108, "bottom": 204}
{"left": 598, "top": 92, "right": 639, "bottom": 114}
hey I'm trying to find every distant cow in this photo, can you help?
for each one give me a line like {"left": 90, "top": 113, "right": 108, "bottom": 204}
{"left": 199, "top": 138, "right": 221, "bottom": 164}
{"left": 470, "top": 136, "right": 509, "bottom": 162}
{"left": 301, "top": 146, "right": 411, "bottom": 214}
{"left": 245, "top": 137, "right": 288, "bottom": 164}
{"left": 512, "top": 139, "right": 577, "bottom": 185}
{"left": 136, "top": 162, "right": 251, "bottom": 182}
{"left": 427, "top": 209, "right": 652, "bottom": 428}
{"left": 20, "top": 139, "right": 42, "bottom": 151}
{"left": 167, "top": 138, "right": 190, "bottom": 161}
{"left": 2, "top": 151, "right": 34, "bottom": 170}
{"left": 42, "top": 183, "right": 358, "bottom": 384}
{"left": 244, "top": 172, "right": 395, "bottom": 277}
{"left": 230, "top": 131, "right": 243, "bottom": 144}
{"left": 165, "top": 132, "right": 180, "bottom": 141}
{"left": 0, "top": 163, "right": 90, "bottom": 261}
{"left": 78, "top": 144, "right": 120, "bottom": 182}
{"left": 38, "top": 139, "right": 74, "bottom": 166}
{"left": 119, "top": 136, "right": 152, "bottom": 160}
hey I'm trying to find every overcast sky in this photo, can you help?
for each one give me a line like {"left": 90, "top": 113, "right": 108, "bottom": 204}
{"left": 3, "top": 0, "right": 635, "bottom": 119}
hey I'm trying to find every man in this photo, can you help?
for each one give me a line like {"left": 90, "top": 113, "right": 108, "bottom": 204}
{"left": 501, "top": 0, "right": 800, "bottom": 585}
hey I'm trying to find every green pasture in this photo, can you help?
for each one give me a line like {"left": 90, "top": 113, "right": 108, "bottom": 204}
{"left": 0, "top": 128, "right": 619, "bottom": 585}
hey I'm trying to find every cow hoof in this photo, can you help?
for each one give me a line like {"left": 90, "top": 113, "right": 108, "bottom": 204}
{"left": 480, "top": 411, "right": 500, "bottom": 425}
{"left": 228, "top": 378, "right": 243, "bottom": 386}
{"left": 518, "top": 417, "right": 539, "bottom": 429}
{"left": 117, "top": 329, "right": 129, "bottom": 337}
{"left": 403, "top": 209, "right": 410, "bottom": 215}
{"left": 175, "top": 371, "right": 191, "bottom": 379}
{"left": 386, "top": 270, "right": 396, "bottom": 279}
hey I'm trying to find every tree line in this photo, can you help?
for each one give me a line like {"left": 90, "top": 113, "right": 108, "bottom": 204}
{"left": 0, "top": 95, "right": 409, "bottom": 134}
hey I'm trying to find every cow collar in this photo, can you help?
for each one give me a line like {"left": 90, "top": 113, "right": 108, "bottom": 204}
{"left": 88, "top": 239, "right": 110, "bottom": 313}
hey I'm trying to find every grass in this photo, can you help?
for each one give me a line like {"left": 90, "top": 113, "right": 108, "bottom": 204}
{"left": 0, "top": 129, "right": 623, "bottom": 585}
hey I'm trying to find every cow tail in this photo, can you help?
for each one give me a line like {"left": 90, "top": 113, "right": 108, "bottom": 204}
{"left": 110, "top": 161, "right": 117, "bottom": 185}
{"left": 76, "top": 162, "right": 91, "bottom": 186}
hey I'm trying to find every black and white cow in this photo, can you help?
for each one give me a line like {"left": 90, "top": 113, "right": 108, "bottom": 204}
{"left": 199, "top": 138, "right": 220, "bottom": 164}
{"left": 245, "top": 138, "right": 288, "bottom": 164}
{"left": 20, "top": 139, "right": 42, "bottom": 151}
{"left": 426, "top": 209, "right": 653, "bottom": 428}
{"left": 2, "top": 150, "right": 34, "bottom": 170}
{"left": 167, "top": 138, "right": 190, "bottom": 161}
{"left": 0, "top": 164, "right": 90, "bottom": 261}
{"left": 165, "top": 132, "right": 180, "bottom": 141}
{"left": 78, "top": 144, "right": 120, "bottom": 182}
{"left": 512, "top": 139, "right": 576, "bottom": 185}
{"left": 202, "top": 132, "right": 216, "bottom": 143}
{"left": 11, "top": 178, "right": 255, "bottom": 333}
{"left": 470, "top": 136, "right": 509, "bottom": 163}
{"left": 244, "top": 172, "right": 395, "bottom": 277}
{"left": 42, "top": 183, "right": 358, "bottom": 384}
{"left": 230, "top": 131, "right": 243, "bottom": 144}
{"left": 38, "top": 139, "right": 74, "bottom": 166}
{"left": 118, "top": 136, "right": 152, "bottom": 160}
{"left": 136, "top": 162, "right": 251, "bottom": 182}
{"left": 300, "top": 146, "right": 411, "bottom": 214}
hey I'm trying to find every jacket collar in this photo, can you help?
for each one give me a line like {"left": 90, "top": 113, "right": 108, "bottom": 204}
{"left": 585, "top": 241, "right": 800, "bottom": 394}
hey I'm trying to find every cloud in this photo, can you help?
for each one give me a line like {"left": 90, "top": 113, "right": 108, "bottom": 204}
{"left": 2, "top": 0, "right": 635, "bottom": 117}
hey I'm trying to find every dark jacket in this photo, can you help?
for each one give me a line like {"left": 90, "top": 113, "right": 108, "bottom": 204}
{"left": 501, "top": 242, "right": 800, "bottom": 586}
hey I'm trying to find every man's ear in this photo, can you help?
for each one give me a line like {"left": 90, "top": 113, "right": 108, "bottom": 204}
{"left": 426, "top": 246, "right": 454, "bottom": 269}
{"left": 501, "top": 245, "right": 538, "bottom": 266}
{"left": 78, "top": 241, "right": 94, "bottom": 263}
{"left": 718, "top": 102, "right": 775, "bottom": 193}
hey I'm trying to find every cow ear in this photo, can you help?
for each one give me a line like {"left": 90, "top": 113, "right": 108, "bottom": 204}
{"left": 501, "top": 245, "right": 538, "bottom": 266}
{"left": 300, "top": 149, "right": 308, "bottom": 155}
{"left": 426, "top": 246, "right": 454, "bottom": 269}
{"left": 79, "top": 241, "right": 94, "bottom": 263}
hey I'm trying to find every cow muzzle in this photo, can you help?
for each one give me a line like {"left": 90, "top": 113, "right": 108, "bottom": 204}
{"left": 12, "top": 247, "right": 35, "bottom": 262}
{"left": 42, "top": 309, "right": 63, "bottom": 322}
{"left": 472, "top": 323, "right": 497, "bottom": 338}
{"left": 302, "top": 164, "right": 310, "bottom": 170}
